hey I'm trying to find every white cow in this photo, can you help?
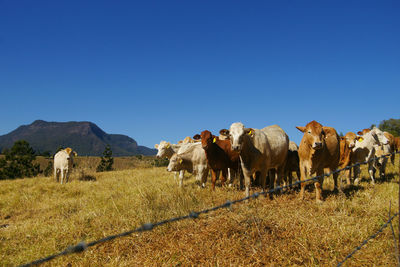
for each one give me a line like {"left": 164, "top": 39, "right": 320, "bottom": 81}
{"left": 167, "top": 142, "right": 209, "bottom": 187}
{"left": 54, "top": 147, "right": 77, "bottom": 184}
{"left": 352, "top": 127, "right": 389, "bottom": 184}
{"left": 155, "top": 141, "right": 185, "bottom": 181}
{"left": 220, "top": 123, "right": 289, "bottom": 197}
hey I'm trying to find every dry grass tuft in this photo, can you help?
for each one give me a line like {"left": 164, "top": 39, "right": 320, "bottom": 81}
{"left": 0, "top": 155, "right": 399, "bottom": 266}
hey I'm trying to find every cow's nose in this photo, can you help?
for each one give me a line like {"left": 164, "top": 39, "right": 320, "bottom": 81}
{"left": 232, "top": 145, "right": 240, "bottom": 151}
{"left": 313, "top": 142, "right": 322, "bottom": 149}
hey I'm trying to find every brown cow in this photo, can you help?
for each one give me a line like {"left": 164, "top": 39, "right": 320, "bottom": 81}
{"left": 395, "top": 137, "right": 400, "bottom": 151}
{"left": 339, "top": 132, "right": 358, "bottom": 185}
{"left": 296, "top": 121, "right": 340, "bottom": 202}
{"left": 284, "top": 141, "right": 300, "bottom": 187}
{"left": 193, "top": 130, "right": 241, "bottom": 190}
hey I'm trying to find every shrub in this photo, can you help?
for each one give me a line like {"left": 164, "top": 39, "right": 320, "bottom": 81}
{"left": 0, "top": 140, "right": 40, "bottom": 179}
{"left": 96, "top": 145, "right": 114, "bottom": 172}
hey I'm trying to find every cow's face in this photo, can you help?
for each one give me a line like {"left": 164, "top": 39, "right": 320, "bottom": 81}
{"left": 296, "top": 120, "right": 325, "bottom": 150}
{"left": 345, "top": 132, "right": 357, "bottom": 148}
{"left": 65, "top": 148, "right": 77, "bottom": 161}
{"left": 155, "top": 141, "right": 170, "bottom": 158}
{"left": 221, "top": 122, "right": 253, "bottom": 152}
{"left": 167, "top": 154, "right": 183, "bottom": 172}
{"left": 371, "top": 127, "right": 389, "bottom": 146}
{"left": 200, "top": 130, "right": 213, "bottom": 149}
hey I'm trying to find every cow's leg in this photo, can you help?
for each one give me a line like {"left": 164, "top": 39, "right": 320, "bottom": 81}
{"left": 220, "top": 168, "right": 228, "bottom": 187}
{"left": 332, "top": 169, "right": 340, "bottom": 192}
{"left": 200, "top": 167, "right": 208, "bottom": 188}
{"left": 315, "top": 169, "right": 324, "bottom": 203}
{"left": 243, "top": 170, "right": 252, "bottom": 198}
{"left": 60, "top": 169, "right": 65, "bottom": 184}
{"left": 174, "top": 171, "right": 178, "bottom": 181}
{"left": 353, "top": 165, "right": 361, "bottom": 185}
{"left": 299, "top": 163, "right": 307, "bottom": 200}
{"left": 277, "top": 166, "right": 285, "bottom": 190}
{"left": 368, "top": 162, "right": 375, "bottom": 184}
{"left": 178, "top": 170, "right": 184, "bottom": 187}
{"left": 379, "top": 158, "right": 387, "bottom": 179}
{"left": 54, "top": 168, "right": 58, "bottom": 182}
{"left": 258, "top": 169, "right": 267, "bottom": 194}
{"left": 65, "top": 169, "right": 70, "bottom": 183}
{"left": 346, "top": 167, "right": 352, "bottom": 185}
{"left": 211, "top": 170, "right": 218, "bottom": 190}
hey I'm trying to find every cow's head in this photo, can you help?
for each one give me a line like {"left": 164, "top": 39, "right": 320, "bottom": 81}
{"left": 296, "top": 120, "right": 326, "bottom": 150}
{"left": 167, "top": 154, "right": 183, "bottom": 172}
{"left": 155, "top": 141, "right": 171, "bottom": 158}
{"left": 370, "top": 127, "right": 389, "bottom": 146}
{"left": 342, "top": 132, "right": 357, "bottom": 149}
{"left": 193, "top": 130, "right": 214, "bottom": 150}
{"left": 220, "top": 122, "right": 253, "bottom": 152}
{"left": 357, "top": 128, "right": 371, "bottom": 136}
{"left": 64, "top": 147, "right": 77, "bottom": 160}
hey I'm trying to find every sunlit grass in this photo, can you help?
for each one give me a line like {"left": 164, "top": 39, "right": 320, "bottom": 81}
{"left": 0, "top": 156, "right": 399, "bottom": 266}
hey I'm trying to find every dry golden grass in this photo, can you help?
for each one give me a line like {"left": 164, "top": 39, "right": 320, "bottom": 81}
{"left": 1, "top": 156, "right": 399, "bottom": 266}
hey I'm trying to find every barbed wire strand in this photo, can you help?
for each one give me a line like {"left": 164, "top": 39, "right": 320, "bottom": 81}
{"left": 20, "top": 151, "right": 400, "bottom": 267}
{"left": 337, "top": 211, "right": 399, "bottom": 267}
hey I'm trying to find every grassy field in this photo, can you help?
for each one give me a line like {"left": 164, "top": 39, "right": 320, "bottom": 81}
{"left": 1, "top": 156, "right": 399, "bottom": 266}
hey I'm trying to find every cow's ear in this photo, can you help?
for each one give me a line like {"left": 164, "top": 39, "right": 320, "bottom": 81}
{"left": 193, "top": 134, "right": 201, "bottom": 140}
{"left": 154, "top": 144, "right": 159, "bottom": 149}
{"left": 219, "top": 129, "right": 229, "bottom": 136}
{"left": 245, "top": 128, "right": 255, "bottom": 137}
{"left": 296, "top": 126, "right": 306, "bottom": 133}
{"left": 357, "top": 131, "right": 363, "bottom": 135}
{"left": 166, "top": 142, "right": 171, "bottom": 148}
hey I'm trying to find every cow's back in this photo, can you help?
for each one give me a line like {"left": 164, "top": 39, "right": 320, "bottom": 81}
{"left": 54, "top": 150, "right": 69, "bottom": 169}
{"left": 261, "top": 125, "right": 289, "bottom": 168}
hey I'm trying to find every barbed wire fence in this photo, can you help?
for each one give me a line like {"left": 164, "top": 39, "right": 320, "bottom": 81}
{"left": 20, "top": 151, "right": 400, "bottom": 267}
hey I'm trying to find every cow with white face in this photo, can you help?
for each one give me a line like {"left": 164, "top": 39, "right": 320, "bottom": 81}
{"left": 220, "top": 122, "right": 289, "bottom": 198}
{"left": 352, "top": 127, "right": 389, "bottom": 184}
{"left": 166, "top": 142, "right": 209, "bottom": 187}
{"left": 54, "top": 147, "right": 78, "bottom": 184}
{"left": 155, "top": 141, "right": 185, "bottom": 182}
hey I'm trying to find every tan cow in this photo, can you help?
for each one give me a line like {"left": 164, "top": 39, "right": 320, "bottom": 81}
{"left": 296, "top": 121, "right": 340, "bottom": 202}
{"left": 54, "top": 147, "right": 78, "bottom": 184}
{"left": 339, "top": 132, "right": 358, "bottom": 185}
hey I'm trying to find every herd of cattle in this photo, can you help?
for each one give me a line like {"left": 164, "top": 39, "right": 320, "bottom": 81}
{"left": 155, "top": 121, "right": 400, "bottom": 202}
{"left": 51, "top": 120, "right": 399, "bottom": 202}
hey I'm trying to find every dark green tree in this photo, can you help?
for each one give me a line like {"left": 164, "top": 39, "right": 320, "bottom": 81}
{"left": 96, "top": 145, "right": 114, "bottom": 172}
{"left": 378, "top": 118, "right": 400, "bottom": 137}
{"left": 0, "top": 140, "right": 40, "bottom": 179}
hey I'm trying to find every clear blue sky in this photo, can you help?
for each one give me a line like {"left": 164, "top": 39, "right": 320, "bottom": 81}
{"left": 0, "top": 1, "right": 399, "bottom": 148}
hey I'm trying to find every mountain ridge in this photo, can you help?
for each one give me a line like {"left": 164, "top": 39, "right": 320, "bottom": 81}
{"left": 0, "top": 120, "right": 156, "bottom": 156}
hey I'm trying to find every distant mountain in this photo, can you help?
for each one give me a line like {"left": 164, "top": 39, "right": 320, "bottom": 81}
{"left": 0, "top": 120, "right": 156, "bottom": 156}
